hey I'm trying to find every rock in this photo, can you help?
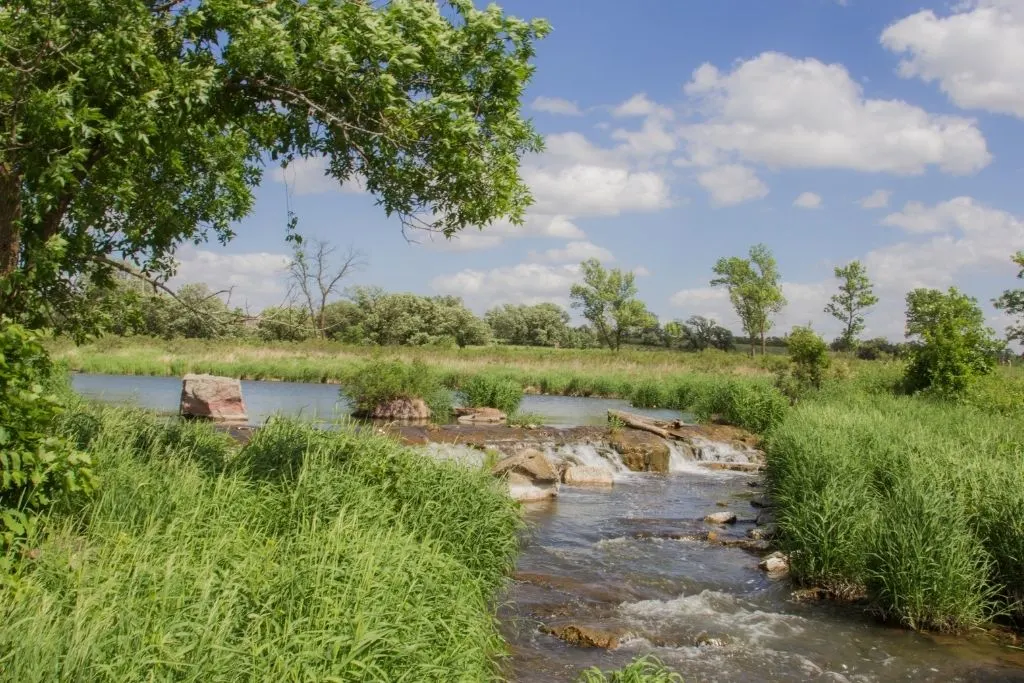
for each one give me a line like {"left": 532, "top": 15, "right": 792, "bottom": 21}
{"left": 704, "top": 511, "right": 737, "bottom": 525}
{"left": 562, "top": 465, "right": 614, "bottom": 487}
{"left": 759, "top": 551, "right": 789, "bottom": 574}
{"left": 609, "top": 429, "right": 670, "bottom": 473}
{"left": 695, "top": 633, "right": 730, "bottom": 648}
{"left": 756, "top": 509, "right": 776, "bottom": 527}
{"left": 455, "top": 406, "right": 507, "bottom": 424}
{"left": 750, "top": 495, "right": 771, "bottom": 508}
{"left": 506, "top": 472, "right": 558, "bottom": 502}
{"left": 493, "top": 449, "right": 559, "bottom": 501}
{"left": 747, "top": 525, "right": 776, "bottom": 541}
{"left": 180, "top": 374, "right": 247, "bottom": 423}
{"left": 368, "top": 398, "right": 431, "bottom": 421}
{"left": 541, "top": 624, "right": 621, "bottom": 649}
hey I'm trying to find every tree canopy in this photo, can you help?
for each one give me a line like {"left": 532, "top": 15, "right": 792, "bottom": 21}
{"left": 994, "top": 251, "right": 1024, "bottom": 345}
{"left": 824, "top": 260, "right": 878, "bottom": 350}
{"left": 0, "top": 0, "right": 548, "bottom": 326}
{"left": 711, "top": 244, "right": 786, "bottom": 356}
{"left": 569, "top": 259, "right": 655, "bottom": 351}
{"left": 485, "top": 303, "right": 571, "bottom": 347}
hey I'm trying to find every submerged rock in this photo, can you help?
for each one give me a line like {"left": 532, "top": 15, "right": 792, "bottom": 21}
{"left": 562, "top": 465, "right": 614, "bottom": 487}
{"left": 756, "top": 509, "right": 776, "bottom": 527}
{"left": 541, "top": 624, "right": 622, "bottom": 649}
{"left": 704, "top": 511, "right": 737, "bottom": 524}
{"left": 609, "top": 429, "right": 670, "bottom": 473}
{"left": 759, "top": 551, "right": 789, "bottom": 575}
{"left": 180, "top": 374, "right": 247, "bottom": 424}
{"left": 454, "top": 406, "right": 507, "bottom": 424}
{"left": 493, "top": 449, "right": 559, "bottom": 501}
{"left": 750, "top": 495, "right": 772, "bottom": 508}
{"left": 366, "top": 397, "right": 431, "bottom": 421}
{"left": 747, "top": 525, "right": 776, "bottom": 541}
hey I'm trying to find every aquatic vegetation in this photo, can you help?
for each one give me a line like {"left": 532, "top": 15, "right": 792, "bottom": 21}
{"left": 576, "top": 656, "right": 683, "bottom": 682}
{"left": 460, "top": 373, "right": 523, "bottom": 414}
{"left": 338, "top": 359, "right": 453, "bottom": 421}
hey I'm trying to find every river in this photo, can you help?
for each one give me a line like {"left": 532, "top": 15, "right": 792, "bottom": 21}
{"left": 70, "top": 373, "right": 1024, "bottom": 682}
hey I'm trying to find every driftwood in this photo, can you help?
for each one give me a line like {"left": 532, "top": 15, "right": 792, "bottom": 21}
{"left": 607, "top": 410, "right": 670, "bottom": 439}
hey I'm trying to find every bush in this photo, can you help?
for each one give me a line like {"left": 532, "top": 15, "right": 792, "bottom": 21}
{"left": 630, "top": 380, "right": 668, "bottom": 408}
{"left": 339, "top": 359, "right": 453, "bottom": 420}
{"left": 0, "top": 320, "right": 95, "bottom": 552}
{"left": 460, "top": 374, "right": 522, "bottom": 414}
{"left": 787, "top": 326, "right": 829, "bottom": 389}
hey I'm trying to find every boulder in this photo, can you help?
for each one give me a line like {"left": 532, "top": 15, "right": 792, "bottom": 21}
{"left": 506, "top": 472, "right": 558, "bottom": 502}
{"left": 756, "top": 509, "right": 776, "bottom": 527}
{"left": 368, "top": 398, "right": 431, "bottom": 421}
{"left": 455, "top": 406, "right": 507, "bottom": 424}
{"left": 747, "top": 525, "right": 776, "bottom": 541}
{"left": 759, "top": 551, "right": 789, "bottom": 574}
{"left": 493, "top": 449, "right": 559, "bottom": 501}
{"left": 180, "top": 374, "right": 247, "bottom": 423}
{"left": 609, "top": 429, "right": 670, "bottom": 473}
{"left": 562, "top": 465, "right": 614, "bottom": 487}
{"left": 750, "top": 495, "right": 772, "bottom": 508}
{"left": 541, "top": 624, "right": 621, "bottom": 649}
{"left": 704, "top": 511, "right": 737, "bottom": 525}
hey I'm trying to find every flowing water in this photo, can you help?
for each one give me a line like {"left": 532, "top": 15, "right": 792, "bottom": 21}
{"left": 70, "top": 373, "right": 1024, "bottom": 682}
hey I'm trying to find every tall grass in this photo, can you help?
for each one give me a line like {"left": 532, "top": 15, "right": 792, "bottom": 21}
{"left": 576, "top": 656, "right": 683, "bottom": 682}
{"left": 338, "top": 359, "right": 454, "bottom": 421}
{"left": 765, "top": 392, "right": 1024, "bottom": 631}
{"left": 0, "top": 405, "right": 521, "bottom": 681}
{"left": 460, "top": 374, "right": 523, "bottom": 414}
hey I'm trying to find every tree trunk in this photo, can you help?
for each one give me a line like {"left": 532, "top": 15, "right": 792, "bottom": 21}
{"left": 0, "top": 166, "right": 22, "bottom": 278}
{"left": 761, "top": 329, "right": 766, "bottom": 356}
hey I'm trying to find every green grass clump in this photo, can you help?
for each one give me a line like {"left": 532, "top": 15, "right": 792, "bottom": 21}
{"left": 576, "top": 656, "right": 683, "bottom": 682}
{"left": 339, "top": 359, "right": 453, "bottom": 421}
{"left": 765, "top": 392, "right": 1024, "bottom": 632}
{"left": 460, "top": 373, "right": 523, "bottom": 414}
{"left": 0, "top": 406, "right": 521, "bottom": 681}
{"left": 631, "top": 380, "right": 669, "bottom": 409}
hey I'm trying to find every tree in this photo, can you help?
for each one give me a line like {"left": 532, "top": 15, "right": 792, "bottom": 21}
{"left": 257, "top": 306, "right": 314, "bottom": 342}
{"left": 787, "top": 326, "right": 830, "bottom": 389}
{"left": 678, "top": 315, "right": 734, "bottom": 352}
{"left": 994, "top": 251, "right": 1024, "bottom": 345}
{"left": 903, "top": 287, "right": 1003, "bottom": 397}
{"left": 825, "top": 260, "right": 878, "bottom": 349}
{"left": 569, "top": 259, "right": 656, "bottom": 351}
{"left": 287, "top": 240, "right": 365, "bottom": 339}
{"left": 345, "top": 287, "right": 489, "bottom": 347}
{"left": 485, "top": 303, "right": 570, "bottom": 346}
{"left": 0, "top": 0, "right": 548, "bottom": 326}
{"left": 710, "top": 244, "right": 786, "bottom": 356}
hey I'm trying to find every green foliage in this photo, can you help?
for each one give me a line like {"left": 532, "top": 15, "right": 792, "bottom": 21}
{"left": 570, "top": 259, "right": 656, "bottom": 350}
{"left": 344, "top": 288, "right": 492, "bottom": 347}
{"left": 994, "top": 250, "right": 1024, "bottom": 344}
{"left": 786, "top": 326, "right": 830, "bottom": 391}
{"left": 461, "top": 374, "right": 522, "bottom": 414}
{"left": 576, "top": 656, "right": 683, "bottom": 682}
{"left": 903, "top": 288, "right": 1002, "bottom": 398}
{"left": 675, "top": 315, "right": 734, "bottom": 351}
{"left": 485, "top": 302, "right": 571, "bottom": 346}
{"left": 710, "top": 244, "right": 786, "bottom": 356}
{"left": 256, "top": 306, "right": 315, "bottom": 342}
{"left": 1, "top": 407, "right": 521, "bottom": 679}
{"left": 0, "top": 0, "right": 548, "bottom": 325}
{"left": 824, "top": 260, "right": 878, "bottom": 348}
{"left": 340, "top": 359, "right": 453, "bottom": 420}
{"left": 631, "top": 380, "right": 669, "bottom": 408}
{"left": 0, "top": 321, "right": 95, "bottom": 552}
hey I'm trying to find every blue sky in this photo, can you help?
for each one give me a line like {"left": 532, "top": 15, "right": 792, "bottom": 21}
{"left": 171, "top": 0, "right": 1024, "bottom": 342}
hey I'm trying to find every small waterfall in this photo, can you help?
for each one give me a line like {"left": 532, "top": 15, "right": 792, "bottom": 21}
{"left": 690, "top": 436, "right": 755, "bottom": 464}
{"left": 545, "top": 442, "right": 630, "bottom": 477}
{"left": 667, "top": 441, "right": 705, "bottom": 474}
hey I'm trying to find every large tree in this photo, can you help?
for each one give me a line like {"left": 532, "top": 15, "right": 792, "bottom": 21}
{"left": 286, "top": 240, "right": 365, "bottom": 339}
{"left": 485, "top": 302, "right": 570, "bottom": 346}
{"left": 569, "top": 259, "right": 655, "bottom": 351}
{"left": 994, "top": 251, "right": 1024, "bottom": 345}
{"left": 710, "top": 244, "right": 786, "bottom": 356}
{"left": 824, "top": 260, "right": 878, "bottom": 349}
{"left": 0, "top": 0, "right": 548, "bottom": 325}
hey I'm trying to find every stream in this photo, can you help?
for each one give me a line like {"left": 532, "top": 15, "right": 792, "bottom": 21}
{"left": 70, "top": 373, "right": 1024, "bottom": 682}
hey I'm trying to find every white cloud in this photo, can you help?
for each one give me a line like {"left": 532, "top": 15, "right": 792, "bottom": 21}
{"left": 680, "top": 52, "right": 990, "bottom": 175}
{"left": 421, "top": 214, "right": 585, "bottom": 252}
{"left": 634, "top": 266, "right": 652, "bottom": 277}
{"left": 670, "top": 282, "right": 833, "bottom": 335}
{"left": 525, "top": 164, "right": 672, "bottom": 215}
{"left": 882, "top": 1, "right": 1024, "bottom": 119}
{"left": 858, "top": 189, "right": 892, "bottom": 209}
{"left": 793, "top": 192, "right": 823, "bottom": 209}
{"left": 611, "top": 117, "right": 677, "bottom": 158}
{"left": 430, "top": 262, "right": 580, "bottom": 311}
{"left": 611, "top": 93, "right": 673, "bottom": 119}
{"left": 421, "top": 232, "right": 505, "bottom": 252}
{"left": 532, "top": 96, "right": 584, "bottom": 116}
{"left": 271, "top": 156, "right": 365, "bottom": 196}
{"left": 170, "top": 246, "right": 291, "bottom": 311}
{"left": 697, "top": 165, "right": 769, "bottom": 206}
{"left": 530, "top": 241, "right": 614, "bottom": 264}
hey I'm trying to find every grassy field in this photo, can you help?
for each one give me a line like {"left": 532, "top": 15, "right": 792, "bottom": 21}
{"left": 0, "top": 399, "right": 523, "bottom": 681}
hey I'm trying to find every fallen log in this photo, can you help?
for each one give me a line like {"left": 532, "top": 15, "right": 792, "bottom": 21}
{"left": 607, "top": 410, "right": 671, "bottom": 439}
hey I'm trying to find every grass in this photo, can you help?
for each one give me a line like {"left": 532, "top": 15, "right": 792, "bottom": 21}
{"left": 765, "top": 390, "right": 1024, "bottom": 632}
{"left": 576, "top": 656, "right": 683, "bottom": 682}
{"left": 338, "top": 359, "right": 454, "bottom": 421}
{"left": 461, "top": 374, "right": 523, "bottom": 414}
{"left": 0, "top": 400, "right": 522, "bottom": 681}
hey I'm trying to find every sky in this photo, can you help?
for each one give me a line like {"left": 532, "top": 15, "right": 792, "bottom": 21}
{"left": 170, "top": 0, "right": 1024, "bottom": 343}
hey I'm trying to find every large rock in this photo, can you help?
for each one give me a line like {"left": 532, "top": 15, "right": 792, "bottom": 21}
{"left": 759, "top": 551, "right": 789, "bottom": 575}
{"left": 704, "top": 511, "right": 737, "bottom": 525}
{"left": 180, "top": 374, "right": 247, "bottom": 423}
{"left": 562, "top": 465, "right": 614, "bottom": 487}
{"left": 609, "top": 429, "right": 670, "bottom": 473}
{"left": 492, "top": 449, "right": 559, "bottom": 502}
{"left": 454, "top": 407, "right": 507, "bottom": 425}
{"left": 368, "top": 398, "right": 431, "bottom": 421}
{"left": 541, "top": 624, "right": 622, "bottom": 649}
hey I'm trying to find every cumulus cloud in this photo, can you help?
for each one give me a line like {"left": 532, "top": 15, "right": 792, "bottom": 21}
{"left": 697, "top": 165, "right": 769, "bottom": 206}
{"left": 530, "top": 241, "right": 614, "bottom": 264}
{"left": 271, "top": 156, "right": 365, "bottom": 196}
{"left": 532, "top": 96, "right": 584, "bottom": 116}
{"left": 679, "top": 52, "right": 990, "bottom": 175}
{"left": 858, "top": 189, "right": 892, "bottom": 209}
{"left": 524, "top": 164, "right": 672, "bottom": 215}
{"left": 670, "top": 282, "right": 834, "bottom": 336}
{"left": 793, "top": 192, "right": 823, "bottom": 209}
{"left": 882, "top": 1, "right": 1024, "bottom": 118}
{"left": 430, "top": 262, "right": 580, "bottom": 311}
{"left": 611, "top": 93, "right": 673, "bottom": 119}
{"left": 634, "top": 266, "right": 652, "bottom": 277}
{"left": 170, "top": 246, "right": 291, "bottom": 311}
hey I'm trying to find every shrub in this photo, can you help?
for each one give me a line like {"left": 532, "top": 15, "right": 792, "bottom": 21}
{"left": 787, "top": 326, "right": 830, "bottom": 389}
{"left": 630, "top": 380, "right": 668, "bottom": 408}
{"left": 0, "top": 320, "right": 95, "bottom": 552}
{"left": 460, "top": 374, "right": 522, "bottom": 414}
{"left": 339, "top": 359, "right": 453, "bottom": 420}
